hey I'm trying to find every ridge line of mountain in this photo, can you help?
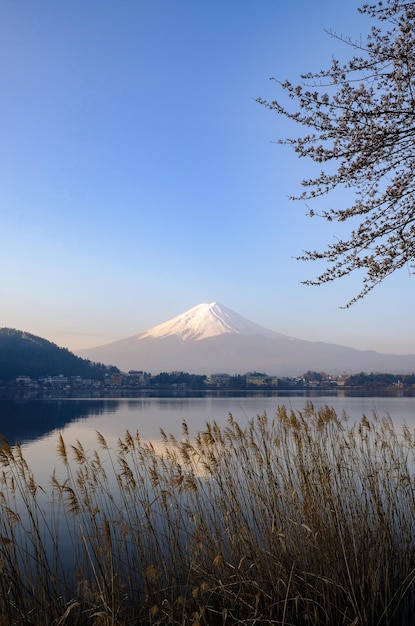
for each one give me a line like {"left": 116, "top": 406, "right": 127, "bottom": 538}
{"left": 75, "top": 303, "right": 415, "bottom": 376}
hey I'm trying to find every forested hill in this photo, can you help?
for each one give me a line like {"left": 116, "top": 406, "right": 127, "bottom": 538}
{"left": 0, "top": 328, "right": 119, "bottom": 380}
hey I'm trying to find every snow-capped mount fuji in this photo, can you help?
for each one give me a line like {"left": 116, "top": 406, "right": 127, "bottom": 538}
{"left": 139, "top": 302, "right": 282, "bottom": 341}
{"left": 76, "top": 302, "right": 415, "bottom": 375}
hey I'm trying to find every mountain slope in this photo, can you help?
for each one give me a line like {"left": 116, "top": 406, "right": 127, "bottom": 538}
{"left": 0, "top": 328, "right": 119, "bottom": 380}
{"left": 76, "top": 303, "right": 415, "bottom": 375}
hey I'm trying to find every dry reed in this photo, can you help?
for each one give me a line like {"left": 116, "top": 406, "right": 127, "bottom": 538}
{"left": 0, "top": 403, "right": 414, "bottom": 624}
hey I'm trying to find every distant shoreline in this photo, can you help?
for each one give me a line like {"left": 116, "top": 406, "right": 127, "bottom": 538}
{"left": 1, "top": 386, "right": 415, "bottom": 400}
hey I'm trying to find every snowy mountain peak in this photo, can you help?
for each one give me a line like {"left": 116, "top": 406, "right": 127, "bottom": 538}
{"left": 138, "top": 302, "right": 279, "bottom": 342}
{"left": 76, "top": 302, "right": 415, "bottom": 375}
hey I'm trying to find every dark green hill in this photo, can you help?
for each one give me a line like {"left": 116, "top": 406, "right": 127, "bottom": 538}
{"left": 0, "top": 328, "right": 119, "bottom": 380}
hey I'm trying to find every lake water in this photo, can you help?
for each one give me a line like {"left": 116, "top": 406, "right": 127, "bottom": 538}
{"left": 1, "top": 391, "right": 415, "bottom": 604}
{"left": 2, "top": 391, "right": 415, "bottom": 482}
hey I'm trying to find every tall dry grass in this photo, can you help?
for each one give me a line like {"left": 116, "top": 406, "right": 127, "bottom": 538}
{"left": 0, "top": 403, "right": 414, "bottom": 624}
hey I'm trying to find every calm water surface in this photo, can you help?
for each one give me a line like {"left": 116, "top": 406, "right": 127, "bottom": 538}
{"left": 1, "top": 392, "right": 415, "bottom": 482}
{"left": 1, "top": 392, "right": 415, "bottom": 576}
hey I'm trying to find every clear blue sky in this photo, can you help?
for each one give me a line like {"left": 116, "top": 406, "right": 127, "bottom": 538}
{"left": 1, "top": 0, "right": 414, "bottom": 355}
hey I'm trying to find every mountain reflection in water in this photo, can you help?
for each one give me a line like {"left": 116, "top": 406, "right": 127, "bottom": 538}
{"left": 0, "top": 399, "right": 119, "bottom": 447}
{"left": 1, "top": 391, "right": 415, "bottom": 451}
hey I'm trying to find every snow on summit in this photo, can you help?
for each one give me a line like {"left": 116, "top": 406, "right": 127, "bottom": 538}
{"left": 138, "top": 302, "right": 279, "bottom": 341}
{"left": 76, "top": 302, "right": 415, "bottom": 374}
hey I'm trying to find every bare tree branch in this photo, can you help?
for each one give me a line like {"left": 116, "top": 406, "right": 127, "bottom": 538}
{"left": 258, "top": 0, "right": 415, "bottom": 306}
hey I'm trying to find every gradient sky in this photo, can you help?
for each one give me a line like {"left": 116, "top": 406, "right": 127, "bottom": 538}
{"left": 1, "top": 0, "right": 414, "bottom": 355}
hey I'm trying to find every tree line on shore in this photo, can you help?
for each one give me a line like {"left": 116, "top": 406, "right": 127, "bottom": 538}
{"left": 3, "top": 369, "right": 415, "bottom": 392}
